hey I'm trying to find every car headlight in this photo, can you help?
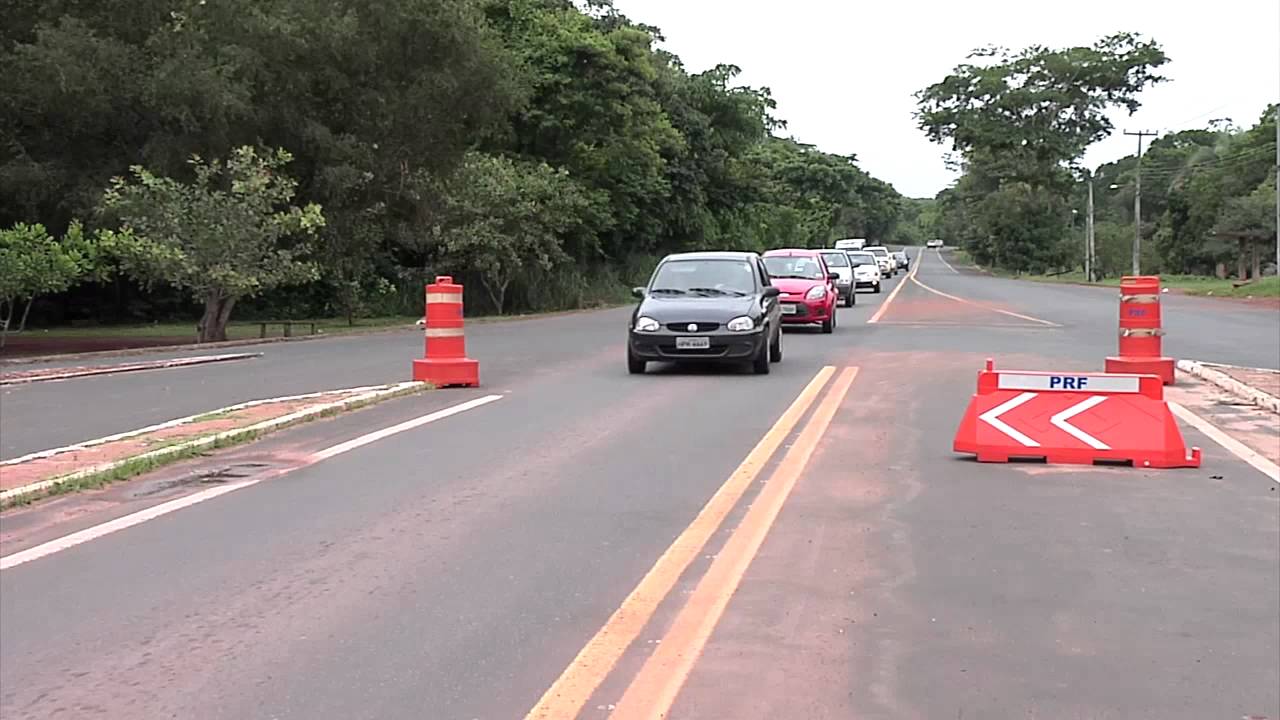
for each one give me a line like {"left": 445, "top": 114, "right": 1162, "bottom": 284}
{"left": 805, "top": 286, "right": 826, "bottom": 300}
{"left": 726, "top": 316, "right": 755, "bottom": 332}
{"left": 634, "top": 316, "right": 660, "bottom": 332}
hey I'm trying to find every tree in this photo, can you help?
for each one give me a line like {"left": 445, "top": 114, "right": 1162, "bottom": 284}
{"left": 917, "top": 34, "right": 1168, "bottom": 271}
{"left": 0, "top": 221, "right": 98, "bottom": 344}
{"left": 430, "top": 152, "right": 590, "bottom": 314}
{"left": 99, "top": 147, "right": 324, "bottom": 342}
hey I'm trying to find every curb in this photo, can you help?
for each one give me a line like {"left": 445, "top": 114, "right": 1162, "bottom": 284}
{"left": 1177, "top": 360, "right": 1280, "bottom": 414}
{"left": 0, "top": 352, "right": 262, "bottom": 386}
{"left": 0, "top": 381, "right": 429, "bottom": 505}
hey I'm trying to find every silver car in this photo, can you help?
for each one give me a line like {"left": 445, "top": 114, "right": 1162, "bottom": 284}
{"left": 892, "top": 250, "right": 909, "bottom": 269}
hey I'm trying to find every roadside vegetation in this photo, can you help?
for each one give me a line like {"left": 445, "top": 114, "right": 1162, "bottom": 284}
{"left": 1, "top": 0, "right": 904, "bottom": 347}
{"left": 910, "top": 34, "right": 1276, "bottom": 284}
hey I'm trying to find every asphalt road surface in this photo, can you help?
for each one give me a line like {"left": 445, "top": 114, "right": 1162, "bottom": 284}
{"left": 1, "top": 249, "right": 1277, "bottom": 719}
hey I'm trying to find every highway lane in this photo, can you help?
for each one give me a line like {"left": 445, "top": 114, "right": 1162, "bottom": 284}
{"left": 1, "top": 249, "right": 1276, "bottom": 720}
{"left": 921, "top": 247, "right": 1280, "bottom": 369}
{"left": 0, "top": 270, "right": 909, "bottom": 718}
{"left": 5, "top": 252, "right": 1275, "bottom": 461}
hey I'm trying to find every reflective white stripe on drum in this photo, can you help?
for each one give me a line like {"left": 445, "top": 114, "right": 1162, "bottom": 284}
{"left": 424, "top": 327, "right": 465, "bottom": 338}
{"left": 426, "top": 292, "right": 462, "bottom": 304}
{"left": 1120, "top": 294, "right": 1159, "bottom": 303}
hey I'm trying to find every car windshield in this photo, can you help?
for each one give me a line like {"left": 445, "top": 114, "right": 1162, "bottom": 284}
{"left": 819, "top": 252, "right": 849, "bottom": 267}
{"left": 848, "top": 253, "right": 876, "bottom": 266}
{"left": 649, "top": 259, "right": 756, "bottom": 296}
{"left": 868, "top": 248, "right": 889, "bottom": 257}
{"left": 763, "top": 255, "right": 825, "bottom": 280}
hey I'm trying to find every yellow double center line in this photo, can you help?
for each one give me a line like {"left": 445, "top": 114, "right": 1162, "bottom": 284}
{"left": 525, "top": 365, "right": 859, "bottom": 719}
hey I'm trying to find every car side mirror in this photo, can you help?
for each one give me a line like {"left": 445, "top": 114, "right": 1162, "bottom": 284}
{"left": 828, "top": 272, "right": 839, "bottom": 281}
{"left": 632, "top": 286, "right": 646, "bottom": 299}
{"left": 762, "top": 286, "right": 781, "bottom": 298}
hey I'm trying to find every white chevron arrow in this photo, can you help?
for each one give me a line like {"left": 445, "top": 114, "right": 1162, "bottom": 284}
{"left": 979, "top": 392, "right": 1041, "bottom": 447}
{"left": 1051, "top": 395, "right": 1110, "bottom": 449}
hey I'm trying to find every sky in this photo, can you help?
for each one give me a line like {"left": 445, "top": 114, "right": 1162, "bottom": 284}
{"left": 610, "top": 0, "right": 1280, "bottom": 199}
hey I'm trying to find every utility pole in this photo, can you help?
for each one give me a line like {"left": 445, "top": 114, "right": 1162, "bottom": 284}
{"left": 1124, "top": 129, "right": 1157, "bottom": 275}
{"left": 1086, "top": 177, "right": 1095, "bottom": 282}
{"left": 1274, "top": 102, "right": 1278, "bottom": 275}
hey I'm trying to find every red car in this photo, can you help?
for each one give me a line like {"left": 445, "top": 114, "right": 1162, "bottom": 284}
{"left": 761, "top": 249, "right": 839, "bottom": 333}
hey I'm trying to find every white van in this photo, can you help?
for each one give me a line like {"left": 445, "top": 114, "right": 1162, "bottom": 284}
{"left": 833, "top": 238, "right": 866, "bottom": 251}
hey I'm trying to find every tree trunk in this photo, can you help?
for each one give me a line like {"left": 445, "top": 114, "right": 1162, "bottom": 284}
{"left": 1251, "top": 242, "right": 1261, "bottom": 280}
{"left": 481, "top": 276, "right": 508, "bottom": 315}
{"left": 0, "top": 299, "right": 12, "bottom": 348}
{"left": 17, "top": 297, "right": 34, "bottom": 332}
{"left": 1237, "top": 240, "right": 1248, "bottom": 280}
{"left": 197, "top": 294, "right": 237, "bottom": 343}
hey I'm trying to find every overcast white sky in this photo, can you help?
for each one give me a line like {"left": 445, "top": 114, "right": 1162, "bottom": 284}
{"left": 611, "top": 0, "right": 1280, "bottom": 198}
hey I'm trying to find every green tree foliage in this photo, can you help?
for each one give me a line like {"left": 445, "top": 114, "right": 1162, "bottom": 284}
{"left": 429, "top": 152, "right": 590, "bottom": 313}
{"left": 99, "top": 147, "right": 325, "bottom": 342}
{"left": 917, "top": 34, "right": 1168, "bottom": 272}
{"left": 1, "top": 0, "right": 902, "bottom": 329}
{"left": 0, "top": 222, "right": 99, "bottom": 343}
{"left": 1089, "top": 108, "right": 1277, "bottom": 278}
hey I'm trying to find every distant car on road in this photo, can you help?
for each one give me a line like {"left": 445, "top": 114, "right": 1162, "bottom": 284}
{"left": 846, "top": 251, "right": 882, "bottom": 293}
{"left": 762, "top": 249, "right": 839, "bottom": 334}
{"left": 926, "top": 239, "right": 944, "bottom": 249}
{"left": 628, "top": 251, "right": 783, "bottom": 375}
{"left": 818, "top": 250, "right": 856, "bottom": 307}
{"left": 892, "top": 250, "right": 909, "bottom": 269}
{"left": 833, "top": 238, "right": 867, "bottom": 251}
{"left": 864, "top": 246, "right": 895, "bottom": 277}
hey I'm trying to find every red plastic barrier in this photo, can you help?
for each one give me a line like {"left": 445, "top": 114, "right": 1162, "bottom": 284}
{"left": 412, "top": 276, "right": 480, "bottom": 387}
{"left": 953, "top": 359, "right": 1200, "bottom": 468}
{"left": 1105, "top": 275, "right": 1174, "bottom": 385}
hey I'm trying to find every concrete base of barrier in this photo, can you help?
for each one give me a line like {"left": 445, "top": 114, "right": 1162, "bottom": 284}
{"left": 1106, "top": 355, "right": 1174, "bottom": 385}
{"left": 413, "top": 357, "right": 479, "bottom": 387}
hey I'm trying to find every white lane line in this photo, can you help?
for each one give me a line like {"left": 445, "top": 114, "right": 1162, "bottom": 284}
{"left": 1168, "top": 402, "right": 1279, "bottom": 483}
{"left": 866, "top": 251, "right": 921, "bottom": 324}
{"left": 0, "top": 394, "right": 504, "bottom": 571}
{"left": 909, "top": 274, "right": 1061, "bottom": 327}
{"left": 934, "top": 248, "right": 959, "bottom": 274}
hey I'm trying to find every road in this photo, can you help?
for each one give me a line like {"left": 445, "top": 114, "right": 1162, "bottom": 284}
{"left": 1, "top": 249, "right": 1277, "bottom": 719}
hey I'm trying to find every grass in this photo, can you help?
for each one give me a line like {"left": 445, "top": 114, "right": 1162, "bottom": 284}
{"left": 1001, "top": 270, "right": 1280, "bottom": 297}
{"left": 1, "top": 382, "right": 429, "bottom": 510}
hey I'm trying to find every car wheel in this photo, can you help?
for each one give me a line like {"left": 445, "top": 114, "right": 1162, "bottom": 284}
{"left": 848, "top": 291, "right": 856, "bottom": 306}
{"left": 769, "top": 326, "right": 783, "bottom": 362}
{"left": 752, "top": 339, "right": 771, "bottom": 374}
{"left": 627, "top": 349, "right": 646, "bottom": 375}
{"left": 821, "top": 312, "right": 834, "bottom": 334}
{"left": 873, "top": 282, "right": 882, "bottom": 294}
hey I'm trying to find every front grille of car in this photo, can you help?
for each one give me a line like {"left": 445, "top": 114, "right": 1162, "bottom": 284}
{"left": 666, "top": 322, "right": 720, "bottom": 332}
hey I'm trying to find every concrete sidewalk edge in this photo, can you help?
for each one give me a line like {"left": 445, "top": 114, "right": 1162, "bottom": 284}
{"left": 0, "top": 381, "right": 429, "bottom": 505}
{"left": 1177, "top": 359, "right": 1280, "bottom": 414}
{"left": 0, "top": 352, "right": 263, "bottom": 385}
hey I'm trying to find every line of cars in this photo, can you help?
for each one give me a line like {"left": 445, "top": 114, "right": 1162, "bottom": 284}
{"left": 626, "top": 242, "right": 910, "bottom": 375}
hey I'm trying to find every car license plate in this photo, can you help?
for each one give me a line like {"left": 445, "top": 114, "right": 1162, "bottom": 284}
{"left": 675, "top": 336, "right": 710, "bottom": 350}
{"left": 781, "top": 303, "right": 798, "bottom": 315}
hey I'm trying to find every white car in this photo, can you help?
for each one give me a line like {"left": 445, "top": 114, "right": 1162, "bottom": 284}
{"left": 864, "top": 246, "right": 895, "bottom": 277}
{"left": 819, "top": 250, "right": 856, "bottom": 307}
{"left": 846, "top": 251, "right": 882, "bottom": 294}
{"left": 834, "top": 238, "right": 867, "bottom": 251}
{"left": 926, "top": 239, "right": 944, "bottom": 249}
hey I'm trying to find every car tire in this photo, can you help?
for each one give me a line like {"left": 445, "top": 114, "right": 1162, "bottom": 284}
{"left": 821, "top": 312, "right": 834, "bottom": 334}
{"left": 627, "top": 350, "right": 646, "bottom": 375}
{"left": 848, "top": 291, "right": 856, "bottom": 306}
{"left": 752, "top": 339, "right": 771, "bottom": 374}
{"left": 873, "top": 282, "right": 882, "bottom": 294}
{"left": 769, "top": 326, "right": 783, "bottom": 362}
